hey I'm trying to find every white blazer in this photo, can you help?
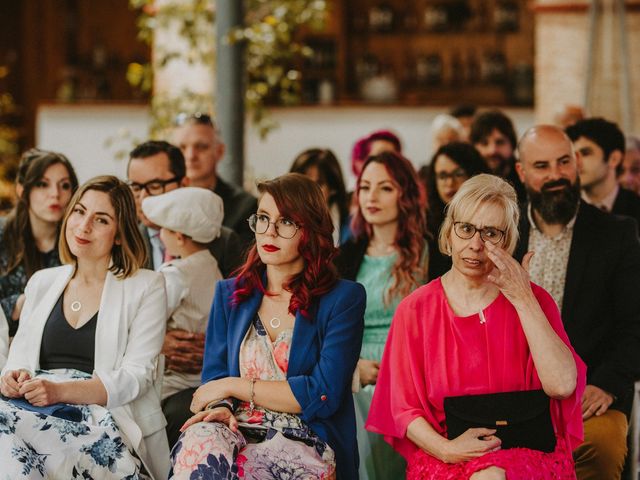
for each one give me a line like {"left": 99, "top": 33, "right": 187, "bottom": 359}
{"left": 0, "top": 307, "right": 8, "bottom": 369}
{"left": 2, "top": 265, "right": 170, "bottom": 479}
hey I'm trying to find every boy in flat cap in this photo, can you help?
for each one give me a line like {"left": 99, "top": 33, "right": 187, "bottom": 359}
{"left": 142, "top": 186, "right": 224, "bottom": 448}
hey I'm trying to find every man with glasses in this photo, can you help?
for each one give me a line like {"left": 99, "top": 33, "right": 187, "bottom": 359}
{"left": 127, "top": 140, "right": 244, "bottom": 448}
{"left": 172, "top": 113, "right": 257, "bottom": 245}
{"left": 514, "top": 125, "right": 640, "bottom": 480}
{"left": 127, "top": 140, "right": 242, "bottom": 277}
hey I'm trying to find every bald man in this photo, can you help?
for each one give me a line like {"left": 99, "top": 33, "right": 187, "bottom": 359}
{"left": 513, "top": 125, "right": 640, "bottom": 479}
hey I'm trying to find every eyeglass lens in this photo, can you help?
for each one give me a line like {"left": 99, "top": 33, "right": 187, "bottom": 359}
{"left": 454, "top": 222, "right": 503, "bottom": 244}
{"left": 248, "top": 214, "right": 298, "bottom": 239}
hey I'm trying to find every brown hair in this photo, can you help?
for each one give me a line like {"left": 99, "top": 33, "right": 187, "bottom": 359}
{"left": 1, "top": 149, "right": 78, "bottom": 277}
{"left": 352, "top": 151, "right": 428, "bottom": 304}
{"left": 59, "top": 175, "right": 147, "bottom": 278}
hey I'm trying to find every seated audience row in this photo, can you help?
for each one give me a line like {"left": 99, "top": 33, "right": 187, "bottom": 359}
{"left": 1, "top": 109, "right": 640, "bottom": 480}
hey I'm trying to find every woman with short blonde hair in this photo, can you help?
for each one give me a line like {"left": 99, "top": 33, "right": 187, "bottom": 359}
{"left": 368, "top": 174, "right": 585, "bottom": 479}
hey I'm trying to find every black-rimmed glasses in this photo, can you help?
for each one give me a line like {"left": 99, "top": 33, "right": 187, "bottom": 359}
{"left": 435, "top": 169, "right": 468, "bottom": 182}
{"left": 453, "top": 221, "right": 505, "bottom": 245}
{"left": 127, "top": 177, "right": 181, "bottom": 196}
{"left": 247, "top": 214, "right": 300, "bottom": 239}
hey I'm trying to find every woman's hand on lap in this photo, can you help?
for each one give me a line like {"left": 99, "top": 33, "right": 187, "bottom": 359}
{"left": 180, "top": 406, "right": 238, "bottom": 433}
{"left": 1, "top": 370, "right": 31, "bottom": 398}
{"left": 19, "top": 378, "right": 60, "bottom": 406}
{"left": 191, "top": 378, "right": 233, "bottom": 413}
{"left": 439, "top": 428, "right": 501, "bottom": 464}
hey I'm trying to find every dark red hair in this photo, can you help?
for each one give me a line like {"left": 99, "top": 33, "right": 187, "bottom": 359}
{"left": 232, "top": 173, "right": 338, "bottom": 318}
{"left": 351, "top": 151, "right": 427, "bottom": 302}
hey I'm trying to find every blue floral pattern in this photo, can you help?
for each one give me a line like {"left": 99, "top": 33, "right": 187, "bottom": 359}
{"left": 0, "top": 369, "right": 143, "bottom": 479}
{"left": 12, "top": 440, "right": 49, "bottom": 476}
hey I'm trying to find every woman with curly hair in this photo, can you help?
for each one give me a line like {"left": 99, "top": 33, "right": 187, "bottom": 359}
{"left": 171, "top": 173, "right": 366, "bottom": 479}
{"left": 335, "top": 151, "right": 429, "bottom": 480}
{"left": 0, "top": 149, "right": 78, "bottom": 337}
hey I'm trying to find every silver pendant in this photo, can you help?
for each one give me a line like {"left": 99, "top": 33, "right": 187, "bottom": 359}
{"left": 71, "top": 301, "right": 82, "bottom": 312}
{"left": 269, "top": 317, "right": 281, "bottom": 329}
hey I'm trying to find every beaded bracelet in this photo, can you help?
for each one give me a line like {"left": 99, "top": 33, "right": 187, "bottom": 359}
{"left": 249, "top": 378, "right": 257, "bottom": 414}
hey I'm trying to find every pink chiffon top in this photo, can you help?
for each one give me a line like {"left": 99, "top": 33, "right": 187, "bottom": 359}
{"left": 366, "top": 278, "right": 586, "bottom": 461}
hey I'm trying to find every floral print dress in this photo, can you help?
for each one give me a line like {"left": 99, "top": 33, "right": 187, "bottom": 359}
{"left": 0, "top": 369, "right": 144, "bottom": 479}
{"left": 171, "top": 315, "right": 336, "bottom": 480}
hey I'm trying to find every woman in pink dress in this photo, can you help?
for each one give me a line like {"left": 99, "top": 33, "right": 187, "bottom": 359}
{"left": 366, "top": 174, "right": 586, "bottom": 480}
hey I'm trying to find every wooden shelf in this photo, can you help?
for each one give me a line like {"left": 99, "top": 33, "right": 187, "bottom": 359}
{"left": 297, "top": 0, "right": 534, "bottom": 107}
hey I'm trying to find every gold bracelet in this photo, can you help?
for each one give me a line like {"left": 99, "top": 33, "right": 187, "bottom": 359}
{"left": 249, "top": 378, "right": 256, "bottom": 414}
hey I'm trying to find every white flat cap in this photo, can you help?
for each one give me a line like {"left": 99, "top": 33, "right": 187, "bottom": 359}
{"left": 142, "top": 187, "right": 224, "bottom": 243}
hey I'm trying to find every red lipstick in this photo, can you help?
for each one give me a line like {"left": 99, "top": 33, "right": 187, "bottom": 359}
{"left": 262, "top": 244, "right": 280, "bottom": 252}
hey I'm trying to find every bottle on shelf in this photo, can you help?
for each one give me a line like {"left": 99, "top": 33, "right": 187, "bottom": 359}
{"left": 466, "top": 49, "right": 480, "bottom": 85}
{"left": 368, "top": 2, "right": 395, "bottom": 33}
{"left": 480, "top": 50, "right": 508, "bottom": 85}
{"left": 494, "top": 1, "right": 520, "bottom": 32}
{"left": 422, "top": 2, "right": 449, "bottom": 32}
{"left": 450, "top": 50, "right": 465, "bottom": 87}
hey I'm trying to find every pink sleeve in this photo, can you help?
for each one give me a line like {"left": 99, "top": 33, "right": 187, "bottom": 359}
{"left": 533, "top": 283, "right": 587, "bottom": 450}
{"left": 365, "top": 294, "right": 434, "bottom": 460}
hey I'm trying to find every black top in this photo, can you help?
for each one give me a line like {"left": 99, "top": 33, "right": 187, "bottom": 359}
{"left": 39, "top": 294, "right": 98, "bottom": 374}
{"left": 612, "top": 187, "right": 640, "bottom": 229}
{"left": 214, "top": 178, "right": 258, "bottom": 248}
{"left": 0, "top": 218, "right": 62, "bottom": 337}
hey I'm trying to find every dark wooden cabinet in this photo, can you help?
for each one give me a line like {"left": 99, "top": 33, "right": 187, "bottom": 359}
{"left": 299, "top": 0, "right": 534, "bottom": 106}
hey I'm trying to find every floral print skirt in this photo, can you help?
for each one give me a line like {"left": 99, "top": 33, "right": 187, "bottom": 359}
{"left": 170, "top": 421, "right": 336, "bottom": 480}
{"left": 0, "top": 369, "right": 143, "bottom": 479}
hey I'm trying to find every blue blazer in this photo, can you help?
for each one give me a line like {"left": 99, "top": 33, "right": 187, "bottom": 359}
{"left": 202, "top": 277, "right": 366, "bottom": 479}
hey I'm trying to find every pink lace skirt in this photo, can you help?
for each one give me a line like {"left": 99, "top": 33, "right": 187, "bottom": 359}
{"left": 407, "top": 438, "right": 576, "bottom": 480}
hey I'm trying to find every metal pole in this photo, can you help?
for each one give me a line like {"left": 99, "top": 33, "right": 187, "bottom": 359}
{"left": 616, "top": 0, "right": 633, "bottom": 133}
{"left": 584, "top": 0, "right": 599, "bottom": 110}
{"left": 215, "top": 0, "right": 244, "bottom": 186}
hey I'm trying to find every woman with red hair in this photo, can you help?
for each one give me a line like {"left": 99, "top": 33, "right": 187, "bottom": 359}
{"left": 336, "top": 151, "right": 430, "bottom": 480}
{"left": 170, "top": 173, "right": 365, "bottom": 480}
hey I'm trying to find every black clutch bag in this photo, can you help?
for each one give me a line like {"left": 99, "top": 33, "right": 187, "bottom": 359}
{"left": 443, "top": 389, "right": 556, "bottom": 453}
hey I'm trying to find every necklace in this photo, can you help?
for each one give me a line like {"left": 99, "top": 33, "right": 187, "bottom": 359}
{"left": 70, "top": 300, "right": 82, "bottom": 312}
{"left": 269, "top": 317, "right": 281, "bottom": 329}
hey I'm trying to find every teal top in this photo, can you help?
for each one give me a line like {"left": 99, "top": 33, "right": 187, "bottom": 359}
{"left": 356, "top": 253, "right": 401, "bottom": 362}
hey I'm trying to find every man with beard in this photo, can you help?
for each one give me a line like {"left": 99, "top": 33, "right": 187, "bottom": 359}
{"left": 566, "top": 117, "right": 640, "bottom": 227}
{"left": 470, "top": 109, "right": 526, "bottom": 203}
{"left": 514, "top": 125, "right": 640, "bottom": 480}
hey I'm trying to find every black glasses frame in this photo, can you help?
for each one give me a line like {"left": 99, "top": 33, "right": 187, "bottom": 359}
{"left": 127, "top": 177, "right": 181, "bottom": 196}
{"left": 453, "top": 221, "right": 505, "bottom": 245}
{"left": 435, "top": 169, "right": 468, "bottom": 182}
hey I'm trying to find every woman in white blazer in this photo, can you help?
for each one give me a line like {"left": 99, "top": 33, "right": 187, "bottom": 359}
{"left": 0, "top": 176, "right": 170, "bottom": 479}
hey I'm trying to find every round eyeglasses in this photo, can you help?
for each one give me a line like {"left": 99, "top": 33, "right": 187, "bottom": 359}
{"left": 247, "top": 214, "right": 300, "bottom": 239}
{"left": 453, "top": 221, "right": 505, "bottom": 245}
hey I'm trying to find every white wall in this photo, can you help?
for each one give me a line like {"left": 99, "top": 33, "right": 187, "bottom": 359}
{"left": 37, "top": 104, "right": 151, "bottom": 183}
{"left": 37, "top": 104, "right": 534, "bottom": 189}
